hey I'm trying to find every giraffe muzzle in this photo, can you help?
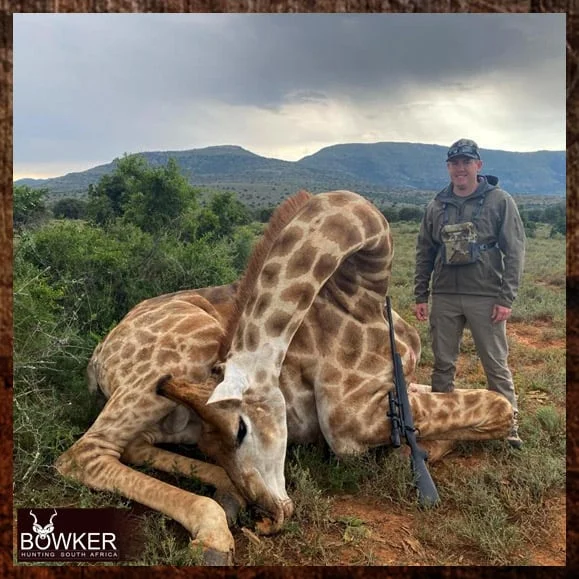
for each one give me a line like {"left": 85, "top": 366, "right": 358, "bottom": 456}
{"left": 253, "top": 497, "right": 294, "bottom": 535}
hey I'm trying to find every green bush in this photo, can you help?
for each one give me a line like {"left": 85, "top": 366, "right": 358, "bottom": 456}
{"left": 15, "top": 220, "right": 238, "bottom": 336}
{"left": 14, "top": 185, "right": 50, "bottom": 231}
{"left": 52, "top": 197, "right": 88, "bottom": 220}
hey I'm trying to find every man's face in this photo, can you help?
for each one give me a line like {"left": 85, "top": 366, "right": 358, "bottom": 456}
{"left": 446, "top": 157, "right": 483, "bottom": 193}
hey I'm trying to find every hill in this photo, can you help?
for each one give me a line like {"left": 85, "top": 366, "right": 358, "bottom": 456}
{"left": 14, "top": 143, "right": 565, "bottom": 207}
{"left": 297, "top": 142, "right": 565, "bottom": 196}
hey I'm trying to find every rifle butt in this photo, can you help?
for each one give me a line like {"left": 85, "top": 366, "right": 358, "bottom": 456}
{"left": 412, "top": 457, "right": 440, "bottom": 508}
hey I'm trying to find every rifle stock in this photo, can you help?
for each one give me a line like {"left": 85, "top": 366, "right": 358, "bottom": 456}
{"left": 386, "top": 297, "right": 440, "bottom": 508}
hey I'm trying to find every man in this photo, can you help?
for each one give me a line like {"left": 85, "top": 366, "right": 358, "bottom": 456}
{"left": 413, "top": 138, "right": 526, "bottom": 448}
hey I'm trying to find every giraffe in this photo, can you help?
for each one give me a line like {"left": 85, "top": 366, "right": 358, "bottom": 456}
{"left": 55, "top": 190, "right": 514, "bottom": 565}
{"left": 158, "top": 189, "right": 513, "bottom": 499}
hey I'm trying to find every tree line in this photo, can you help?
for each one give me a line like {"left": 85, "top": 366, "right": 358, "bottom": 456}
{"left": 518, "top": 203, "right": 566, "bottom": 238}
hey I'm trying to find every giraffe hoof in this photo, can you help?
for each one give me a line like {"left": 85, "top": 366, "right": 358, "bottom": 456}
{"left": 202, "top": 548, "right": 234, "bottom": 566}
{"left": 213, "top": 490, "right": 244, "bottom": 527}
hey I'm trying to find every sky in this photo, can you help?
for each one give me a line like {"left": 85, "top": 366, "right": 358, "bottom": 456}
{"left": 13, "top": 13, "right": 566, "bottom": 180}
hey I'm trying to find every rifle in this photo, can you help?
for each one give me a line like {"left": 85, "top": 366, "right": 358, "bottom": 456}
{"left": 385, "top": 296, "right": 439, "bottom": 508}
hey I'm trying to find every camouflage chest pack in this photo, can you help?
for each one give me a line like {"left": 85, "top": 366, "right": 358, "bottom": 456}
{"left": 439, "top": 192, "right": 497, "bottom": 266}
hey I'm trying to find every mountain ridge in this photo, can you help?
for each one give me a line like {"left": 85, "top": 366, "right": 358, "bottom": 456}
{"left": 15, "top": 142, "right": 566, "bottom": 206}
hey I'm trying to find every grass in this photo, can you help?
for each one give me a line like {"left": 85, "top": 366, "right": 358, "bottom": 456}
{"left": 135, "top": 514, "right": 204, "bottom": 566}
{"left": 12, "top": 221, "right": 566, "bottom": 566}
{"left": 415, "top": 443, "right": 565, "bottom": 565}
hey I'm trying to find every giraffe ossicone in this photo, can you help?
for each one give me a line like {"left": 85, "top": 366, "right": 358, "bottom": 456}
{"left": 55, "top": 189, "right": 513, "bottom": 565}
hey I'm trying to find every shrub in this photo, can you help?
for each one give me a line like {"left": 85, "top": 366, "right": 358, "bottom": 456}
{"left": 15, "top": 220, "right": 238, "bottom": 337}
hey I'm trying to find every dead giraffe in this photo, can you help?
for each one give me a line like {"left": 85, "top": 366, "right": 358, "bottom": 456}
{"left": 56, "top": 190, "right": 513, "bottom": 565}
{"left": 159, "top": 189, "right": 512, "bottom": 485}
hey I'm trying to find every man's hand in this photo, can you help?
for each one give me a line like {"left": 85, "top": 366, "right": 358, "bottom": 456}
{"left": 414, "top": 303, "right": 429, "bottom": 321}
{"left": 491, "top": 304, "right": 512, "bottom": 323}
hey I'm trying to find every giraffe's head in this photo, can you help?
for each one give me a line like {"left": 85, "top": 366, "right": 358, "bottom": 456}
{"left": 157, "top": 370, "right": 293, "bottom": 533}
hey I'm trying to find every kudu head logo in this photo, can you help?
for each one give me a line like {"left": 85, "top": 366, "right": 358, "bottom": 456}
{"left": 29, "top": 509, "right": 57, "bottom": 540}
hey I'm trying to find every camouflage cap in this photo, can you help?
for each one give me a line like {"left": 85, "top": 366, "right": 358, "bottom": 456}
{"left": 446, "top": 139, "right": 481, "bottom": 161}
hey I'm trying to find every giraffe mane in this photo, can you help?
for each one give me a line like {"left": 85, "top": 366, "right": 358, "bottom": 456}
{"left": 218, "top": 189, "right": 313, "bottom": 360}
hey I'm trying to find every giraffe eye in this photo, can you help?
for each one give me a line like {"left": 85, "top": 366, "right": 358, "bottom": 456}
{"left": 236, "top": 417, "right": 247, "bottom": 446}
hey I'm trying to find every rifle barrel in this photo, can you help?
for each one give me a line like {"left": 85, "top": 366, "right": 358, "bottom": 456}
{"left": 385, "top": 296, "right": 439, "bottom": 508}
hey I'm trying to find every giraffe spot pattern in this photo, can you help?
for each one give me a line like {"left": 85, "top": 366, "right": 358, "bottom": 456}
{"left": 245, "top": 322, "right": 260, "bottom": 352}
{"left": 313, "top": 253, "right": 339, "bottom": 283}
{"left": 280, "top": 282, "right": 316, "bottom": 311}
{"left": 119, "top": 362, "right": 134, "bottom": 376}
{"left": 253, "top": 293, "right": 273, "bottom": 318}
{"left": 234, "top": 332, "right": 244, "bottom": 352}
{"left": 121, "top": 343, "right": 136, "bottom": 358}
{"left": 320, "top": 213, "right": 363, "bottom": 252}
{"left": 172, "top": 318, "right": 200, "bottom": 334}
{"left": 286, "top": 319, "right": 302, "bottom": 338}
{"left": 366, "top": 327, "right": 388, "bottom": 353}
{"left": 189, "top": 343, "right": 219, "bottom": 362}
{"left": 261, "top": 262, "right": 282, "bottom": 288}
{"left": 246, "top": 292, "right": 257, "bottom": 314}
{"left": 133, "top": 362, "right": 152, "bottom": 376}
{"left": 338, "top": 321, "right": 363, "bottom": 367}
{"left": 351, "top": 293, "right": 383, "bottom": 320}
{"left": 297, "top": 196, "right": 327, "bottom": 223}
{"left": 105, "top": 339, "right": 123, "bottom": 353}
{"left": 351, "top": 204, "right": 384, "bottom": 238}
{"left": 269, "top": 225, "right": 305, "bottom": 258}
{"left": 150, "top": 316, "right": 182, "bottom": 333}
{"left": 290, "top": 324, "right": 313, "bottom": 354}
{"left": 327, "top": 192, "right": 356, "bottom": 207}
{"left": 140, "top": 370, "right": 158, "bottom": 386}
{"left": 157, "top": 349, "right": 182, "bottom": 366}
{"left": 328, "top": 406, "right": 349, "bottom": 434}
{"left": 135, "top": 346, "right": 154, "bottom": 362}
{"left": 343, "top": 372, "right": 364, "bottom": 392}
{"left": 313, "top": 308, "right": 343, "bottom": 346}
{"left": 159, "top": 335, "right": 178, "bottom": 350}
{"left": 122, "top": 393, "right": 139, "bottom": 405}
{"left": 265, "top": 311, "right": 293, "bottom": 338}
{"left": 286, "top": 242, "right": 317, "bottom": 279}
{"left": 370, "top": 235, "right": 392, "bottom": 257}
{"left": 358, "top": 353, "right": 385, "bottom": 375}
{"left": 321, "top": 363, "right": 343, "bottom": 387}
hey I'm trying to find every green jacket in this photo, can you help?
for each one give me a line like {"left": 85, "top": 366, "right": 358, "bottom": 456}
{"left": 414, "top": 175, "right": 526, "bottom": 308}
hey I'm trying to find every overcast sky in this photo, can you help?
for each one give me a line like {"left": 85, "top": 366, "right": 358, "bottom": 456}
{"left": 13, "top": 13, "right": 566, "bottom": 180}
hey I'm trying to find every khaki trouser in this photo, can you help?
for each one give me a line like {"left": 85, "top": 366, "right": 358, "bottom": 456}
{"left": 429, "top": 294, "right": 518, "bottom": 411}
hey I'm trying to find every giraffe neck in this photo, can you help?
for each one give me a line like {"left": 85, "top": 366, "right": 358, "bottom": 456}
{"left": 225, "top": 191, "right": 393, "bottom": 394}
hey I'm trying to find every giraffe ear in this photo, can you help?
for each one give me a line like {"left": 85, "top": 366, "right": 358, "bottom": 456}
{"left": 206, "top": 379, "right": 244, "bottom": 405}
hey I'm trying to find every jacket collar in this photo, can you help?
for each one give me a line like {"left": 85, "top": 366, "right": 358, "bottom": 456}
{"left": 436, "top": 174, "right": 499, "bottom": 203}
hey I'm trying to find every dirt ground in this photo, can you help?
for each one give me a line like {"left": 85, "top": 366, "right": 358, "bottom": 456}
{"left": 319, "top": 490, "right": 565, "bottom": 566}
{"left": 232, "top": 472, "right": 565, "bottom": 567}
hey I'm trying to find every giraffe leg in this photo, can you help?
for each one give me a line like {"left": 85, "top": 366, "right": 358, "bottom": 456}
{"left": 410, "top": 389, "right": 513, "bottom": 441}
{"left": 55, "top": 393, "right": 235, "bottom": 565}
{"left": 122, "top": 424, "right": 246, "bottom": 526}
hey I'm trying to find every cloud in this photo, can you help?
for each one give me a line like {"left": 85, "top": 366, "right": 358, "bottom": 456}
{"left": 13, "top": 13, "right": 566, "bottom": 178}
